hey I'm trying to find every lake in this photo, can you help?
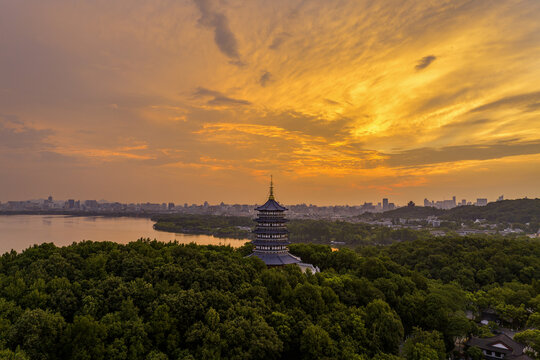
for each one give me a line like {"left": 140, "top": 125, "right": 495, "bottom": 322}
{"left": 0, "top": 215, "right": 250, "bottom": 254}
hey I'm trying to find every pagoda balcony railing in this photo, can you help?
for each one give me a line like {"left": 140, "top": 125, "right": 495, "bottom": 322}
{"left": 252, "top": 239, "right": 291, "bottom": 246}
{"left": 255, "top": 212, "right": 285, "bottom": 216}
{"left": 256, "top": 234, "right": 289, "bottom": 239}
{"left": 255, "top": 216, "right": 289, "bottom": 222}
{"left": 254, "top": 228, "right": 289, "bottom": 235}
{"left": 255, "top": 246, "right": 289, "bottom": 251}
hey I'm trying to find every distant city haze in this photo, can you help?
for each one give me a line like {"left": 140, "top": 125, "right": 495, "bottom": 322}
{"left": 1, "top": 1, "right": 540, "bottom": 205}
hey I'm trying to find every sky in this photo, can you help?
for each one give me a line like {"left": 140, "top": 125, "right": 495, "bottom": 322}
{"left": 1, "top": 0, "right": 540, "bottom": 205}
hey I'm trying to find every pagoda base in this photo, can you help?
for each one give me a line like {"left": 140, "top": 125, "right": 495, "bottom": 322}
{"left": 248, "top": 251, "right": 301, "bottom": 265}
{"left": 248, "top": 251, "right": 320, "bottom": 273}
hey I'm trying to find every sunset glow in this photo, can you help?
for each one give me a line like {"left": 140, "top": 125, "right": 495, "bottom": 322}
{"left": 1, "top": 0, "right": 540, "bottom": 204}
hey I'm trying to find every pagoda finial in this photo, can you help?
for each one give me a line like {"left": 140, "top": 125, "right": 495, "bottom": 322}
{"left": 269, "top": 175, "right": 275, "bottom": 200}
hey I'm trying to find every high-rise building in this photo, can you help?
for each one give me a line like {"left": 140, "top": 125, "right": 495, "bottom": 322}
{"left": 84, "top": 200, "right": 99, "bottom": 209}
{"left": 476, "top": 198, "right": 488, "bottom": 206}
{"left": 249, "top": 178, "right": 318, "bottom": 273}
{"left": 382, "top": 198, "right": 389, "bottom": 211}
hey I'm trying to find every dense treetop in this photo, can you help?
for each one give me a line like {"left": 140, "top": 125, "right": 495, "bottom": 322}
{"left": 0, "top": 235, "right": 539, "bottom": 359}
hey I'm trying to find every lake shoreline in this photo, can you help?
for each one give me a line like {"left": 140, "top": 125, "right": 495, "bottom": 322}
{"left": 0, "top": 215, "right": 249, "bottom": 253}
{"left": 0, "top": 210, "right": 156, "bottom": 218}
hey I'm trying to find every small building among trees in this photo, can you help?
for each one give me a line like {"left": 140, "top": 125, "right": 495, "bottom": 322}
{"left": 466, "top": 334, "right": 533, "bottom": 360}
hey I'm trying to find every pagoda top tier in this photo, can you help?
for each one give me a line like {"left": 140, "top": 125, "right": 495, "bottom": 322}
{"left": 255, "top": 176, "right": 288, "bottom": 211}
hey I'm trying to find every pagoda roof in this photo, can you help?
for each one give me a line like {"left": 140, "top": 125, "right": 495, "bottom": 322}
{"left": 252, "top": 239, "right": 291, "bottom": 246}
{"left": 255, "top": 199, "right": 288, "bottom": 211}
{"left": 253, "top": 227, "right": 289, "bottom": 234}
{"left": 249, "top": 251, "right": 301, "bottom": 265}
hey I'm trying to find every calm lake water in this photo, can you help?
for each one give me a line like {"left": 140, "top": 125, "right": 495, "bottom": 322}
{"left": 0, "top": 215, "right": 250, "bottom": 254}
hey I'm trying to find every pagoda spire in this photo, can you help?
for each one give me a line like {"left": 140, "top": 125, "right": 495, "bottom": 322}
{"left": 269, "top": 175, "right": 275, "bottom": 200}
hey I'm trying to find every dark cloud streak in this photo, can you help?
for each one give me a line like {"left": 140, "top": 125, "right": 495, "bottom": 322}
{"left": 384, "top": 140, "right": 540, "bottom": 167}
{"left": 259, "top": 71, "right": 272, "bottom": 87}
{"left": 470, "top": 91, "right": 540, "bottom": 112}
{"left": 193, "top": 87, "right": 251, "bottom": 106}
{"left": 415, "top": 55, "right": 437, "bottom": 70}
{"left": 269, "top": 32, "right": 291, "bottom": 50}
{"left": 0, "top": 119, "right": 53, "bottom": 150}
{"left": 193, "top": 0, "right": 242, "bottom": 63}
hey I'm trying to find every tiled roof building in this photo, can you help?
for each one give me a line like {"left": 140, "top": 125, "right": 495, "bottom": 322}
{"left": 467, "top": 333, "right": 533, "bottom": 360}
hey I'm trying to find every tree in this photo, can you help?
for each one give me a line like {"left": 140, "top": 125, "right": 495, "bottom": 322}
{"left": 8, "top": 309, "right": 66, "bottom": 360}
{"left": 299, "top": 324, "right": 335, "bottom": 359}
{"left": 514, "top": 330, "right": 540, "bottom": 358}
{"left": 465, "top": 346, "right": 483, "bottom": 360}
{"left": 0, "top": 348, "right": 30, "bottom": 360}
{"left": 66, "top": 315, "right": 106, "bottom": 360}
{"left": 365, "top": 300, "right": 404, "bottom": 355}
{"left": 403, "top": 343, "right": 438, "bottom": 360}
{"left": 402, "top": 328, "right": 445, "bottom": 360}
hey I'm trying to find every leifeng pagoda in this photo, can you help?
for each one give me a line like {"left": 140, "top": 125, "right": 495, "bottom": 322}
{"left": 249, "top": 177, "right": 319, "bottom": 273}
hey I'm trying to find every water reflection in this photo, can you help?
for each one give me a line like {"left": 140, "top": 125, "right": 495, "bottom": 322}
{"left": 0, "top": 215, "right": 249, "bottom": 254}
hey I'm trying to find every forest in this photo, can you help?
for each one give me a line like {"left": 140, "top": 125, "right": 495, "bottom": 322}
{"left": 152, "top": 214, "right": 430, "bottom": 246}
{"left": 364, "top": 198, "right": 540, "bottom": 230}
{"left": 0, "top": 236, "right": 539, "bottom": 359}
{"left": 152, "top": 214, "right": 253, "bottom": 239}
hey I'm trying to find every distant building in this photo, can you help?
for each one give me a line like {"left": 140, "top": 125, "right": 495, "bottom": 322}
{"left": 361, "top": 202, "right": 376, "bottom": 212}
{"left": 168, "top": 202, "right": 175, "bottom": 210}
{"left": 498, "top": 195, "right": 504, "bottom": 201}
{"left": 466, "top": 333, "right": 532, "bottom": 360}
{"left": 248, "top": 178, "right": 318, "bottom": 273}
{"left": 84, "top": 200, "right": 99, "bottom": 209}
{"left": 476, "top": 198, "right": 488, "bottom": 206}
{"left": 382, "top": 198, "right": 389, "bottom": 211}
{"left": 66, "top": 199, "right": 75, "bottom": 209}
{"left": 424, "top": 197, "right": 458, "bottom": 209}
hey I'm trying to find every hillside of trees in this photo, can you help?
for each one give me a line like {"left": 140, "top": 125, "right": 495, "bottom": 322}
{"left": 363, "top": 198, "right": 540, "bottom": 227}
{"left": 0, "top": 237, "right": 539, "bottom": 359}
{"left": 441, "top": 198, "right": 540, "bottom": 224}
{"left": 152, "top": 215, "right": 431, "bottom": 247}
{"left": 288, "top": 219, "right": 429, "bottom": 245}
{"left": 152, "top": 214, "right": 253, "bottom": 239}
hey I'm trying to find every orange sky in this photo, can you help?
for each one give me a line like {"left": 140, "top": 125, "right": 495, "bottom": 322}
{"left": 1, "top": 0, "right": 539, "bottom": 205}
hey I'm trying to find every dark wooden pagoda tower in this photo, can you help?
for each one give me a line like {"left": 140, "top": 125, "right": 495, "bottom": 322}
{"left": 248, "top": 177, "right": 302, "bottom": 266}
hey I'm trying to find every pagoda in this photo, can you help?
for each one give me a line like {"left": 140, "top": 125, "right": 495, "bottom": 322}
{"left": 249, "top": 177, "right": 318, "bottom": 273}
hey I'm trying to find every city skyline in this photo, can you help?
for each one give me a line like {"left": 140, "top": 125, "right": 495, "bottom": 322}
{"left": 1, "top": 0, "right": 540, "bottom": 204}
{"left": 0, "top": 192, "right": 520, "bottom": 209}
